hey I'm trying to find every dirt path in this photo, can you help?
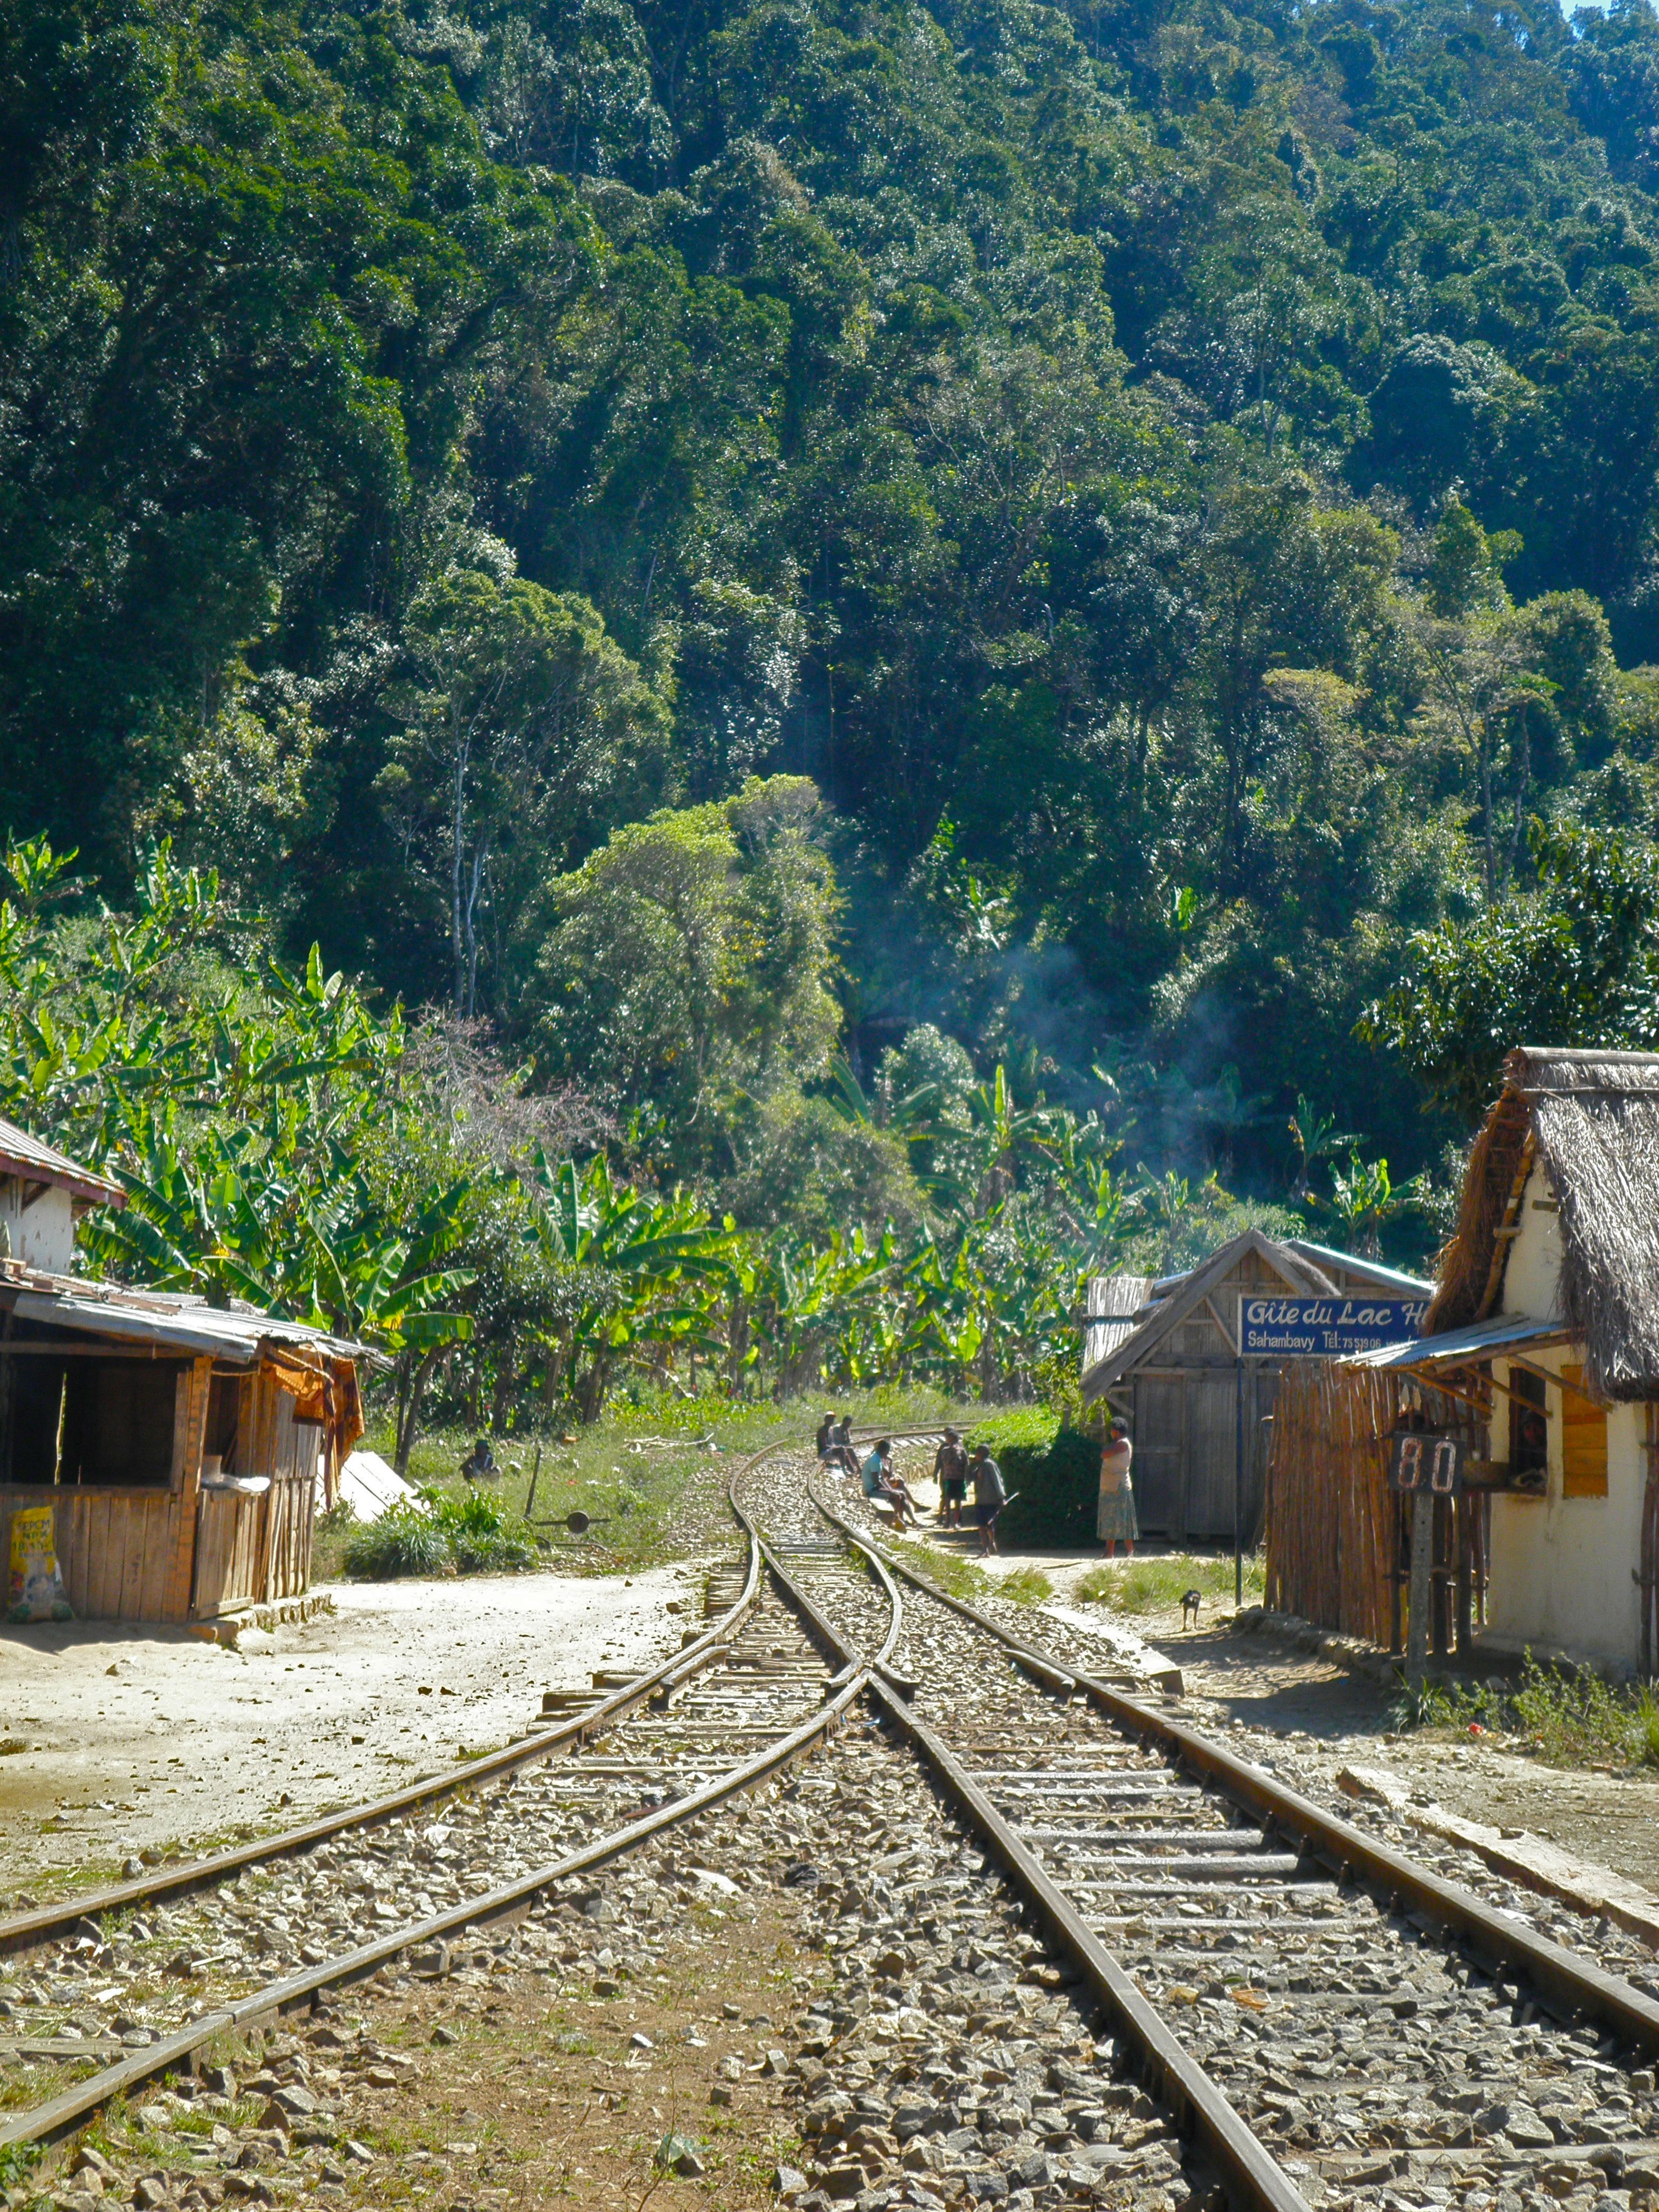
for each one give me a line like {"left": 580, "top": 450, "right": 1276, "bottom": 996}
{"left": 0, "top": 1559, "right": 711, "bottom": 1895}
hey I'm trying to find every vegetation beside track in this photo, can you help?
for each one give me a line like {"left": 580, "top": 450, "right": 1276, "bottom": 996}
{"left": 1077, "top": 1552, "right": 1266, "bottom": 1617}
{"left": 323, "top": 1391, "right": 980, "bottom": 1581}
{"left": 1398, "top": 1654, "right": 1659, "bottom": 1774}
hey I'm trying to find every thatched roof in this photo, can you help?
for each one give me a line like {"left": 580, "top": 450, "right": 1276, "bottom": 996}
{"left": 1427, "top": 1046, "right": 1659, "bottom": 1401}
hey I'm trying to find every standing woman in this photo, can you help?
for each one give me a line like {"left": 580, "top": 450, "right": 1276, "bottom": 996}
{"left": 1097, "top": 1421, "right": 1137, "bottom": 1559}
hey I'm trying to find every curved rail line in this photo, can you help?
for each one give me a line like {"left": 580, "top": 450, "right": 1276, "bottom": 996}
{"left": 0, "top": 1443, "right": 902, "bottom": 2152}
{"left": 744, "top": 1470, "right": 1308, "bottom": 2212}
{"left": 0, "top": 1494, "right": 763, "bottom": 1962}
{"left": 16, "top": 1424, "right": 1659, "bottom": 2212}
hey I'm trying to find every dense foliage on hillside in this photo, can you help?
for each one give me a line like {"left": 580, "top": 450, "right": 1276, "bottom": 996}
{"left": 12, "top": 0, "right": 1659, "bottom": 1261}
{"left": 0, "top": 835, "right": 1305, "bottom": 1437}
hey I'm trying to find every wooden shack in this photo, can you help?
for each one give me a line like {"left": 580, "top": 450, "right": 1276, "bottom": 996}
{"left": 1082, "top": 1232, "right": 1432, "bottom": 1544}
{"left": 0, "top": 1117, "right": 364, "bottom": 1625}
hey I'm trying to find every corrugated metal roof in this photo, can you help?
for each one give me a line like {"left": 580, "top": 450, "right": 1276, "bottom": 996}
{"left": 0, "top": 1117, "right": 124, "bottom": 1208}
{"left": 1084, "top": 1272, "right": 1153, "bottom": 1373}
{"left": 1342, "top": 1313, "right": 1567, "bottom": 1372}
{"left": 1284, "top": 1238, "right": 1434, "bottom": 1298}
{"left": 1, "top": 1272, "right": 365, "bottom": 1364}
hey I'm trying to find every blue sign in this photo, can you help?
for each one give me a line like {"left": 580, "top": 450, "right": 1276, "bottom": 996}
{"left": 1238, "top": 1294, "right": 1431, "bottom": 1358}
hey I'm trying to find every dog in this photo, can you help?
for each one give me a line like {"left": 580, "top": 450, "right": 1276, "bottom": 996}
{"left": 1180, "top": 1588, "right": 1203, "bottom": 1630}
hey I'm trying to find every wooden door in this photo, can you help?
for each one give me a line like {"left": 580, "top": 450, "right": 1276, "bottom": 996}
{"left": 1244, "top": 1363, "right": 1280, "bottom": 1543}
{"left": 1130, "top": 1377, "right": 1184, "bottom": 1535}
{"left": 1184, "top": 1370, "right": 1239, "bottom": 1539}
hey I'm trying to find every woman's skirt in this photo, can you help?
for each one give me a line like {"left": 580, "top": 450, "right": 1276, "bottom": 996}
{"left": 1096, "top": 1479, "right": 1139, "bottom": 1543}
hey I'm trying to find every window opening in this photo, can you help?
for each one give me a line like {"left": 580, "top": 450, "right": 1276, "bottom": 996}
{"left": 1509, "top": 1366, "right": 1548, "bottom": 1478}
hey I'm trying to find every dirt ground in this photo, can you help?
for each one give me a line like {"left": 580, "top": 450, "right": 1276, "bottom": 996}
{"left": 0, "top": 1559, "right": 709, "bottom": 1895}
{"left": 324, "top": 1896, "right": 810, "bottom": 2208}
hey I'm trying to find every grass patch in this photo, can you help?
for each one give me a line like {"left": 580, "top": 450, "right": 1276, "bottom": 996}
{"left": 1400, "top": 1652, "right": 1659, "bottom": 1769}
{"left": 882, "top": 1540, "right": 1049, "bottom": 1608}
{"left": 998, "top": 1566, "right": 1054, "bottom": 1606}
{"left": 884, "top": 1537, "right": 991, "bottom": 1604}
{"left": 1077, "top": 1552, "right": 1264, "bottom": 1616}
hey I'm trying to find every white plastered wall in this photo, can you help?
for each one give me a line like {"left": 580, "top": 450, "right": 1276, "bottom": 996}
{"left": 0, "top": 1180, "right": 76, "bottom": 1273}
{"left": 1481, "top": 1159, "right": 1645, "bottom": 1670}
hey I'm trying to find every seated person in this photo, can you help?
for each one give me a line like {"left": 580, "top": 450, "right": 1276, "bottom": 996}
{"left": 860, "top": 1437, "right": 923, "bottom": 1527}
{"left": 823, "top": 1413, "right": 859, "bottom": 1475}
{"left": 460, "top": 1435, "right": 498, "bottom": 1483}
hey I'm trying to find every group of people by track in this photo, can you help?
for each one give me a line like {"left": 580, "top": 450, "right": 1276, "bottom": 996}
{"left": 815, "top": 1415, "right": 1011, "bottom": 1555}
{"left": 816, "top": 1412, "right": 1140, "bottom": 1564}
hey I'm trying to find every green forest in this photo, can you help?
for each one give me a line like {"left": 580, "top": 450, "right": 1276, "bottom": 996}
{"left": 10, "top": 0, "right": 1659, "bottom": 1424}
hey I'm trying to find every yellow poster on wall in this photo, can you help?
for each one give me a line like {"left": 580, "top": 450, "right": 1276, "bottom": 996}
{"left": 7, "top": 1505, "right": 73, "bottom": 1623}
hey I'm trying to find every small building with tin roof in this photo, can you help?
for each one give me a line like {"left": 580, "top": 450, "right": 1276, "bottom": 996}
{"left": 0, "top": 1115, "right": 364, "bottom": 1624}
{"left": 1082, "top": 1231, "right": 1432, "bottom": 1546}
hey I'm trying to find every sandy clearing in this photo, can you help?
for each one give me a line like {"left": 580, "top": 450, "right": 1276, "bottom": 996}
{"left": 0, "top": 1557, "right": 717, "bottom": 1891}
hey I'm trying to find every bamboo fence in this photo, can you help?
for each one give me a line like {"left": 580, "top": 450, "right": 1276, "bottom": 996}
{"left": 1265, "top": 1362, "right": 1488, "bottom": 1650}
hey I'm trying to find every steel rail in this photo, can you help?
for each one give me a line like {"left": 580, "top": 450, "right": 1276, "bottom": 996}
{"left": 747, "top": 1502, "right": 1309, "bottom": 2212}
{"left": 729, "top": 1459, "right": 904, "bottom": 1681}
{"left": 0, "top": 1452, "right": 773, "bottom": 1960}
{"left": 865, "top": 1676, "right": 1311, "bottom": 2212}
{"left": 1062, "top": 1674, "right": 1659, "bottom": 2059}
{"left": 0, "top": 1461, "right": 863, "bottom": 2150}
{"left": 810, "top": 1482, "right": 1179, "bottom": 1693}
{"left": 836, "top": 1497, "right": 1659, "bottom": 2062}
{"left": 0, "top": 1669, "right": 867, "bottom": 2152}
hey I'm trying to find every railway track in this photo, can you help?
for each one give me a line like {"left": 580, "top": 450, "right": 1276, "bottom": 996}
{"left": 0, "top": 1441, "right": 891, "bottom": 2160}
{"left": 766, "top": 1452, "right": 1659, "bottom": 2212}
{"left": 8, "top": 1430, "right": 1659, "bottom": 2212}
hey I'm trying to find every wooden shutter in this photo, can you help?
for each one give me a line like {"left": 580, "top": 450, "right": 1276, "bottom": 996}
{"left": 1561, "top": 1365, "right": 1608, "bottom": 1499}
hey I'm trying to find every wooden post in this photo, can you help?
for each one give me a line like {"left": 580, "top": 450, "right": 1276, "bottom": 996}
{"left": 1641, "top": 1403, "right": 1659, "bottom": 1681}
{"left": 1454, "top": 1495, "right": 1473, "bottom": 1654}
{"left": 1407, "top": 1488, "right": 1434, "bottom": 1693}
{"left": 1431, "top": 1493, "right": 1450, "bottom": 1657}
{"left": 525, "top": 1444, "right": 543, "bottom": 1521}
{"left": 1233, "top": 1352, "right": 1245, "bottom": 1608}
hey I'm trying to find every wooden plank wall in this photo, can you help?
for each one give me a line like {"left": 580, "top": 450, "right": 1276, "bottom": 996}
{"left": 0, "top": 1360, "right": 209, "bottom": 1624}
{"left": 0, "top": 1486, "right": 192, "bottom": 1622}
{"left": 191, "top": 1370, "right": 316, "bottom": 1614}
{"left": 0, "top": 1355, "right": 322, "bottom": 1624}
{"left": 192, "top": 1489, "right": 265, "bottom": 1615}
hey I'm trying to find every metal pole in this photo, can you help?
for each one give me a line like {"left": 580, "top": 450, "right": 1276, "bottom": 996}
{"left": 1408, "top": 1487, "right": 1433, "bottom": 1695}
{"left": 1234, "top": 1352, "right": 1244, "bottom": 1608}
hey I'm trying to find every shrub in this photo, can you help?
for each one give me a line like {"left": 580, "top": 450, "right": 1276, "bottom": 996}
{"left": 1390, "top": 1652, "right": 1659, "bottom": 1769}
{"left": 968, "top": 1412, "right": 1099, "bottom": 1545}
{"left": 433, "top": 1488, "right": 535, "bottom": 1571}
{"left": 343, "top": 1501, "right": 451, "bottom": 1579}
{"left": 341, "top": 1490, "right": 535, "bottom": 1577}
